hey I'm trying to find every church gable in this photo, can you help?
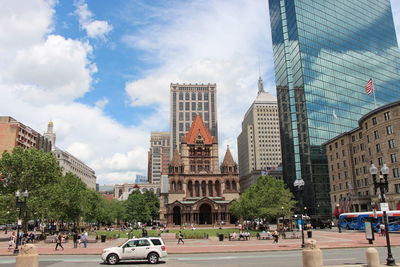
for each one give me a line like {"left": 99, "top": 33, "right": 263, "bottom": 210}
{"left": 184, "top": 115, "right": 214, "bottom": 145}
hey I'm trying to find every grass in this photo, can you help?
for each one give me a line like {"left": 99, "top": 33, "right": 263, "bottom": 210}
{"left": 93, "top": 228, "right": 260, "bottom": 239}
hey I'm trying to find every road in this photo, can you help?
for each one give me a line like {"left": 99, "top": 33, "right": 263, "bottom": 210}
{"left": 0, "top": 247, "right": 398, "bottom": 267}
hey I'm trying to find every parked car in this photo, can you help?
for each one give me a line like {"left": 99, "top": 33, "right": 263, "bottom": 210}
{"left": 101, "top": 237, "right": 167, "bottom": 265}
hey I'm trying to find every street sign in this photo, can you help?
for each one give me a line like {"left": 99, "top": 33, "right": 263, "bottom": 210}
{"left": 17, "top": 219, "right": 22, "bottom": 226}
{"left": 380, "top": 203, "right": 389, "bottom": 211}
{"left": 365, "top": 221, "right": 374, "bottom": 244}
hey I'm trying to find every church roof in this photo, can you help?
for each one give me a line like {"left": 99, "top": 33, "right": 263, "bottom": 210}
{"left": 184, "top": 115, "right": 214, "bottom": 144}
{"left": 170, "top": 150, "right": 183, "bottom": 166}
{"left": 221, "top": 146, "right": 236, "bottom": 167}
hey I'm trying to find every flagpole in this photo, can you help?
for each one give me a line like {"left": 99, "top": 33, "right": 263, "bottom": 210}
{"left": 371, "top": 77, "right": 377, "bottom": 109}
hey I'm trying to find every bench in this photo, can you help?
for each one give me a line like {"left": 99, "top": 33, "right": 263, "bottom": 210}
{"left": 160, "top": 233, "right": 176, "bottom": 241}
{"left": 257, "top": 233, "right": 273, "bottom": 240}
{"left": 229, "top": 234, "right": 250, "bottom": 241}
{"left": 87, "top": 236, "right": 98, "bottom": 243}
{"left": 283, "top": 233, "right": 300, "bottom": 239}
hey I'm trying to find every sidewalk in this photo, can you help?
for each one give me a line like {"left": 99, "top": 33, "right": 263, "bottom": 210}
{"left": 0, "top": 230, "right": 398, "bottom": 256}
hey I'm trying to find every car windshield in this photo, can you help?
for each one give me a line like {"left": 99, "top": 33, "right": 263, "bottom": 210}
{"left": 118, "top": 240, "right": 129, "bottom": 247}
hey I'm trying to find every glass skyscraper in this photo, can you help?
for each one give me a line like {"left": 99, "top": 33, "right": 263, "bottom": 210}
{"left": 269, "top": 0, "right": 400, "bottom": 215}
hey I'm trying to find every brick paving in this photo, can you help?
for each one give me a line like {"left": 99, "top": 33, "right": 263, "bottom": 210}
{"left": 0, "top": 229, "right": 398, "bottom": 256}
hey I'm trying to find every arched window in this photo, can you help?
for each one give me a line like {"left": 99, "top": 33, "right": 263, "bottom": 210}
{"left": 188, "top": 181, "right": 193, "bottom": 197}
{"left": 185, "top": 92, "right": 190, "bottom": 100}
{"left": 226, "top": 180, "right": 231, "bottom": 190}
{"left": 119, "top": 189, "right": 123, "bottom": 197}
{"left": 215, "top": 181, "right": 221, "bottom": 197}
{"left": 208, "top": 181, "right": 213, "bottom": 197}
{"left": 201, "top": 181, "right": 207, "bottom": 197}
{"left": 195, "top": 181, "right": 200, "bottom": 197}
{"left": 178, "top": 181, "right": 183, "bottom": 191}
{"left": 171, "top": 181, "right": 176, "bottom": 191}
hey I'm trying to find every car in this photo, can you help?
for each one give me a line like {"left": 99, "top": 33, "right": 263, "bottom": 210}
{"left": 101, "top": 237, "right": 167, "bottom": 265}
{"left": 0, "top": 225, "right": 6, "bottom": 230}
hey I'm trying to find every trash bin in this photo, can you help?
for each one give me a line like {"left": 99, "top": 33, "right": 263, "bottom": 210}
{"left": 307, "top": 230, "right": 312, "bottom": 238}
{"left": 218, "top": 234, "right": 224, "bottom": 241}
{"left": 101, "top": 235, "right": 106, "bottom": 243}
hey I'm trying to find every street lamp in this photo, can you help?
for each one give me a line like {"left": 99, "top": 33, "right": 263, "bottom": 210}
{"left": 370, "top": 164, "right": 395, "bottom": 266}
{"left": 13, "top": 189, "right": 29, "bottom": 255}
{"left": 293, "top": 178, "right": 305, "bottom": 248}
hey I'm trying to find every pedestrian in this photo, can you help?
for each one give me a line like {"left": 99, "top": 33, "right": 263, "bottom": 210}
{"left": 380, "top": 223, "right": 385, "bottom": 237}
{"left": 177, "top": 231, "right": 184, "bottom": 245}
{"left": 81, "top": 232, "right": 88, "bottom": 248}
{"left": 55, "top": 233, "right": 64, "bottom": 251}
{"left": 73, "top": 231, "right": 78, "bottom": 248}
{"left": 8, "top": 232, "right": 16, "bottom": 251}
{"left": 273, "top": 230, "right": 279, "bottom": 243}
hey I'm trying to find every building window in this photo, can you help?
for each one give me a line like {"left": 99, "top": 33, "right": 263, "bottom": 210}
{"left": 378, "top": 157, "right": 383, "bottom": 166}
{"left": 393, "top": 168, "right": 400, "bottom": 178}
{"left": 192, "top": 92, "right": 196, "bottom": 100}
{"left": 185, "top": 92, "right": 189, "bottom": 100}
{"left": 335, "top": 142, "right": 338, "bottom": 148}
{"left": 389, "top": 139, "right": 396, "bottom": 149}
{"left": 386, "top": 125, "right": 394, "bottom": 135}
{"left": 329, "top": 145, "right": 332, "bottom": 151}
{"left": 342, "top": 150, "right": 345, "bottom": 156}
{"left": 365, "top": 122, "right": 368, "bottom": 129}
{"left": 364, "top": 178, "right": 368, "bottom": 186}
{"left": 384, "top": 111, "right": 391, "bottom": 121}
{"left": 179, "top": 112, "right": 183, "bottom": 120}
{"left": 391, "top": 154, "right": 397, "bottom": 163}
{"left": 185, "top": 112, "right": 190, "bottom": 121}
{"left": 372, "top": 117, "right": 377, "bottom": 125}
{"left": 341, "top": 139, "right": 344, "bottom": 145}
{"left": 374, "top": 130, "right": 379, "bottom": 139}
{"left": 179, "top": 92, "right": 183, "bottom": 100}
{"left": 376, "top": 144, "right": 381, "bottom": 153}
{"left": 179, "top": 102, "right": 183, "bottom": 110}
{"left": 179, "top": 123, "right": 183, "bottom": 131}
{"left": 343, "top": 160, "right": 346, "bottom": 167}
{"left": 395, "top": 184, "right": 400, "bottom": 193}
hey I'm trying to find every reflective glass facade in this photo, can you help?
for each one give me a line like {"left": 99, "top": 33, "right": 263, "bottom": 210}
{"left": 269, "top": 0, "right": 400, "bottom": 215}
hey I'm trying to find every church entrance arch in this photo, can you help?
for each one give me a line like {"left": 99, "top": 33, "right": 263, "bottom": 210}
{"left": 199, "top": 204, "right": 212, "bottom": 224}
{"left": 173, "top": 206, "right": 181, "bottom": 225}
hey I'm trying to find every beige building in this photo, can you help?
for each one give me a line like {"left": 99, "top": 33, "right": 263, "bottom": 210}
{"left": 0, "top": 116, "right": 52, "bottom": 153}
{"left": 114, "top": 183, "right": 161, "bottom": 200}
{"left": 148, "top": 132, "right": 170, "bottom": 184}
{"left": 237, "top": 77, "right": 281, "bottom": 192}
{"left": 44, "top": 122, "right": 97, "bottom": 189}
{"left": 324, "top": 101, "right": 400, "bottom": 213}
{"left": 170, "top": 83, "right": 218, "bottom": 158}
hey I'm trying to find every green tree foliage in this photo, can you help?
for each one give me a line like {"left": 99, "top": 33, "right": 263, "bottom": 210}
{"left": 125, "top": 190, "right": 159, "bottom": 224}
{"left": 230, "top": 176, "right": 296, "bottom": 221}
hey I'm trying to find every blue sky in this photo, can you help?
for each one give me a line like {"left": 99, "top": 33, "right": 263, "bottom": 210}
{"left": 1, "top": 0, "right": 400, "bottom": 185}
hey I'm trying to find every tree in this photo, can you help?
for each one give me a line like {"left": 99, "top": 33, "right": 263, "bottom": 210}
{"left": 142, "top": 191, "right": 160, "bottom": 221}
{"left": 125, "top": 190, "right": 152, "bottom": 224}
{"left": 229, "top": 175, "right": 296, "bottom": 221}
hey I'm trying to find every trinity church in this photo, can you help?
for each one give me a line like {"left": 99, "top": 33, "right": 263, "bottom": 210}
{"left": 161, "top": 115, "right": 240, "bottom": 225}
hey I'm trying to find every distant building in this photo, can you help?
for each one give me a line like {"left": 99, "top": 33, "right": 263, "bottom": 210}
{"left": 324, "top": 101, "right": 400, "bottom": 213}
{"left": 136, "top": 175, "right": 148, "bottom": 184}
{"left": 114, "top": 183, "right": 161, "bottom": 200}
{"left": 44, "top": 122, "right": 97, "bottom": 189}
{"left": 148, "top": 132, "right": 170, "bottom": 184}
{"left": 170, "top": 83, "right": 218, "bottom": 158}
{"left": 0, "top": 116, "right": 52, "bottom": 154}
{"left": 237, "top": 77, "right": 281, "bottom": 192}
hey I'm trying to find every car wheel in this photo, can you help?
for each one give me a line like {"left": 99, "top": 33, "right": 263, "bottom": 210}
{"left": 107, "top": 253, "right": 119, "bottom": 265}
{"left": 148, "top": 252, "right": 159, "bottom": 264}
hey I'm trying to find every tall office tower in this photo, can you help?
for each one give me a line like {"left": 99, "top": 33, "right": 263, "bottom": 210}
{"left": 269, "top": 0, "right": 400, "bottom": 216}
{"left": 148, "top": 132, "right": 170, "bottom": 184}
{"left": 237, "top": 77, "right": 281, "bottom": 192}
{"left": 170, "top": 83, "right": 218, "bottom": 157}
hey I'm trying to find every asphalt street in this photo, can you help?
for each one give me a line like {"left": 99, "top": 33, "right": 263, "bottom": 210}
{"left": 0, "top": 247, "right": 399, "bottom": 267}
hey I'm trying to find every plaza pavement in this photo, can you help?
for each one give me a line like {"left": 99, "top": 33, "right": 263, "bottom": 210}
{"left": 0, "top": 229, "right": 398, "bottom": 256}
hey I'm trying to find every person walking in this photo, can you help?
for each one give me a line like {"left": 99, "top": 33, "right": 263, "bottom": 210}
{"left": 380, "top": 223, "right": 385, "bottom": 237}
{"left": 81, "top": 232, "right": 88, "bottom": 248}
{"left": 8, "top": 232, "right": 16, "bottom": 251}
{"left": 272, "top": 230, "right": 279, "bottom": 244}
{"left": 55, "top": 233, "right": 64, "bottom": 251}
{"left": 177, "top": 231, "right": 184, "bottom": 245}
{"left": 73, "top": 231, "right": 78, "bottom": 248}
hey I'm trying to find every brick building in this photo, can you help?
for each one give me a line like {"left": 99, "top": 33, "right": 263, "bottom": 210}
{"left": 161, "top": 115, "right": 239, "bottom": 226}
{"left": 324, "top": 101, "right": 400, "bottom": 214}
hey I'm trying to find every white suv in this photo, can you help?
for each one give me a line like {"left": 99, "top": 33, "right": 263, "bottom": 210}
{"left": 101, "top": 237, "right": 167, "bottom": 265}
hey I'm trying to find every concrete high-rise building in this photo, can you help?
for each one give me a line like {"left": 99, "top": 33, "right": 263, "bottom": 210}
{"left": 269, "top": 0, "right": 400, "bottom": 215}
{"left": 170, "top": 83, "right": 217, "bottom": 157}
{"left": 0, "top": 116, "right": 52, "bottom": 154}
{"left": 148, "top": 132, "right": 170, "bottom": 184}
{"left": 44, "top": 122, "right": 97, "bottom": 189}
{"left": 237, "top": 77, "right": 281, "bottom": 192}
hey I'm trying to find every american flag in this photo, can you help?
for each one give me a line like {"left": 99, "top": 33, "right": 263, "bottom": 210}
{"left": 365, "top": 79, "right": 374, "bottom": 95}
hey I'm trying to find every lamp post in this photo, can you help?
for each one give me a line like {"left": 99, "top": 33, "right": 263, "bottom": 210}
{"left": 294, "top": 178, "right": 305, "bottom": 248}
{"left": 370, "top": 164, "right": 395, "bottom": 266}
{"left": 13, "top": 190, "right": 29, "bottom": 255}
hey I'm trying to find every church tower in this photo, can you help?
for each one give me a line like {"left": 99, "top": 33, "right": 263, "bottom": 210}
{"left": 44, "top": 121, "right": 56, "bottom": 151}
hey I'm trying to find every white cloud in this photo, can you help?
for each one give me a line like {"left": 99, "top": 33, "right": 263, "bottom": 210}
{"left": 123, "top": 0, "right": 272, "bottom": 161}
{"left": 95, "top": 97, "right": 109, "bottom": 110}
{"left": 3, "top": 35, "right": 96, "bottom": 104}
{"left": 74, "top": 0, "right": 112, "bottom": 39}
